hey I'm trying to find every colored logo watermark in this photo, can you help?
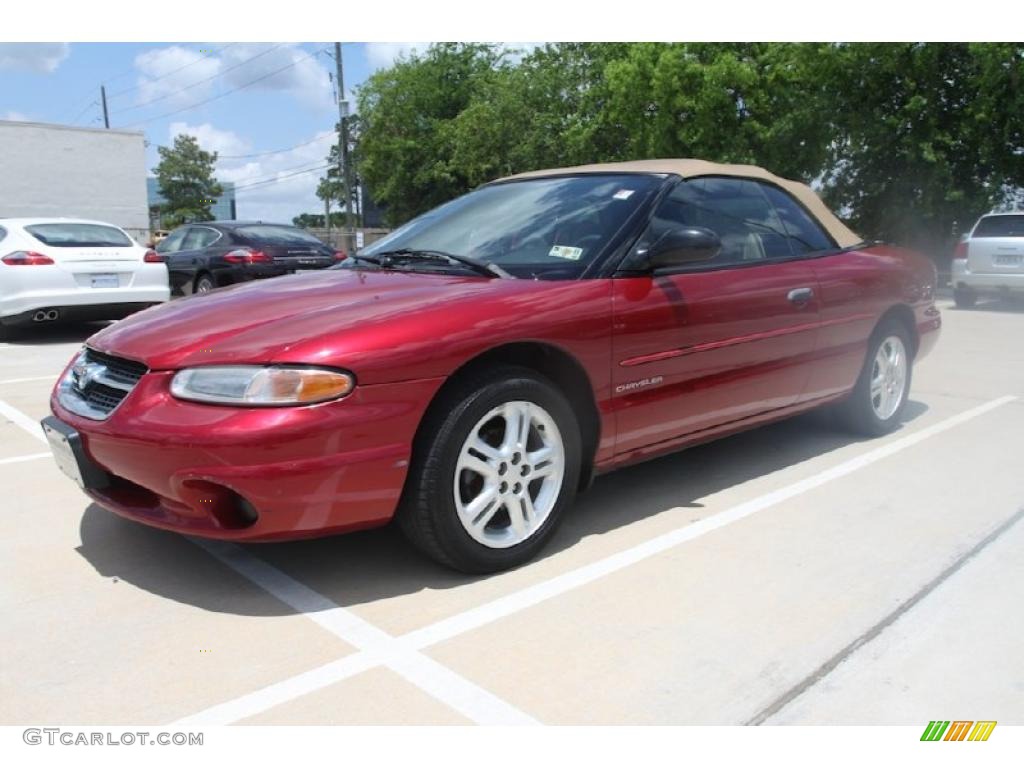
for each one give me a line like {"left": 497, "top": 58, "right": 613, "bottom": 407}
{"left": 920, "top": 720, "right": 996, "bottom": 741}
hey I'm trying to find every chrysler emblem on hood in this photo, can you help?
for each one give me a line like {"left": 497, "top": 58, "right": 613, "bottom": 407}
{"left": 72, "top": 361, "right": 107, "bottom": 391}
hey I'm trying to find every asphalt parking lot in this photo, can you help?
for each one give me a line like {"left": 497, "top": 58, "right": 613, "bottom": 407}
{"left": 1, "top": 294, "right": 1022, "bottom": 726}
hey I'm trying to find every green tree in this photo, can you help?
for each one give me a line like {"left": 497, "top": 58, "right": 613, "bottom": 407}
{"left": 598, "top": 43, "right": 833, "bottom": 180}
{"left": 317, "top": 116, "right": 364, "bottom": 227}
{"left": 354, "top": 41, "right": 1024, "bottom": 253}
{"left": 820, "top": 43, "right": 1024, "bottom": 252}
{"left": 292, "top": 212, "right": 347, "bottom": 228}
{"left": 153, "top": 135, "right": 223, "bottom": 227}
{"left": 356, "top": 43, "right": 504, "bottom": 225}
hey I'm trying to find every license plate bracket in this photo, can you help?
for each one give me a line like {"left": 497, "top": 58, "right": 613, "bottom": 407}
{"left": 41, "top": 416, "right": 110, "bottom": 491}
{"left": 90, "top": 273, "right": 119, "bottom": 288}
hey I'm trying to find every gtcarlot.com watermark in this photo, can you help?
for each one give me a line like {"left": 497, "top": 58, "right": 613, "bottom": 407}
{"left": 23, "top": 728, "right": 203, "bottom": 746}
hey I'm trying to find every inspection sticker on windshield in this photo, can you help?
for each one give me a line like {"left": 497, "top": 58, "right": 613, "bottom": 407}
{"left": 613, "top": 189, "right": 635, "bottom": 200}
{"left": 549, "top": 245, "right": 583, "bottom": 261}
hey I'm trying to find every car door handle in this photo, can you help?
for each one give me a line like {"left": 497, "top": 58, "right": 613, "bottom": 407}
{"left": 787, "top": 287, "right": 814, "bottom": 306}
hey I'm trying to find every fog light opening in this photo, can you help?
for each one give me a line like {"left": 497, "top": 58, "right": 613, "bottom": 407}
{"left": 183, "top": 480, "right": 259, "bottom": 530}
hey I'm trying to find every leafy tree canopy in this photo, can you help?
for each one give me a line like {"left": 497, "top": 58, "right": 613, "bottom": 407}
{"left": 154, "top": 135, "right": 224, "bottom": 228}
{"left": 354, "top": 42, "right": 1024, "bottom": 253}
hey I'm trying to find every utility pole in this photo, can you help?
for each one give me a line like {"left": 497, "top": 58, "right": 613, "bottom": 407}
{"left": 333, "top": 43, "right": 352, "bottom": 242}
{"left": 100, "top": 85, "right": 110, "bottom": 129}
{"left": 324, "top": 196, "right": 331, "bottom": 245}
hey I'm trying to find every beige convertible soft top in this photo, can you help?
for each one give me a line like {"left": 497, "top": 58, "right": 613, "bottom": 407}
{"left": 498, "top": 159, "right": 862, "bottom": 249}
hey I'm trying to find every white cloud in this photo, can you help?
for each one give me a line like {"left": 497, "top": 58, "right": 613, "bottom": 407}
{"left": 363, "top": 42, "right": 541, "bottom": 71}
{"left": 0, "top": 43, "right": 69, "bottom": 73}
{"left": 1, "top": 110, "right": 30, "bottom": 122}
{"left": 133, "top": 46, "right": 222, "bottom": 108}
{"left": 219, "top": 44, "right": 333, "bottom": 112}
{"left": 168, "top": 121, "right": 251, "bottom": 158}
{"left": 218, "top": 130, "right": 338, "bottom": 223}
{"left": 130, "top": 43, "right": 332, "bottom": 114}
{"left": 364, "top": 42, "right": 431, "bottom": 70}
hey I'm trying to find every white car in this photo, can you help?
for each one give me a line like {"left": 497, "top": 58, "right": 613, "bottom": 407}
{"left": 0, "top": 218, "right": 169, "bottom": 337}
{"left": 951, "top": 212, "right": 1024, "bottom": 308}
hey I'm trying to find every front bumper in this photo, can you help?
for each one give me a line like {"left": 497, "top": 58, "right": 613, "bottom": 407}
{"left": 50, "top": 369, "right": 445, "bottom": 541}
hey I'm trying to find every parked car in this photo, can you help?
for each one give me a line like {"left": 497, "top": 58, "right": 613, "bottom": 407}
{"left": 155, "top": 220, "right": 344, "bottom": 296}
{"left": 0, "top": 218, "right": 169, "bottom": 339}
{"left": 951, "top": 212, "right": 1024, "bottom": 307}
{"left": 43, "top": 160, "right": 940, "bottom": 573}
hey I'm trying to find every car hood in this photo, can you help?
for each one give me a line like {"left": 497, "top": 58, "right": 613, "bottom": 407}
{"left": 88, "top": 268, "right": 528, "bottom": 370}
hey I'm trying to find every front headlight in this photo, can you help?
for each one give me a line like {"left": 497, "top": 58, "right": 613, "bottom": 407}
{"left": 170, "top": 366, "right": 355, "bottom": 406}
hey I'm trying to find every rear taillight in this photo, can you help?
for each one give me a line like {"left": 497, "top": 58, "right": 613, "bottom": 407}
{"left": 2, "top": 251, "right": 54, "bottom": 265}
{"left": 224, "top": 248, "right": 272, "bottom": 265}
{"left": 953, "top": 241, "right": 968, "bottom": 260}
{"left": 144, "top": 250, "right": 163, "bottom": 263}
{"left": 333, "top": 250, "right": 348, "bottom": 261}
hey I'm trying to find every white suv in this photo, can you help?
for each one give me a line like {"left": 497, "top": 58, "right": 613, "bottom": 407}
{"left": 0, "top": 218, "right": 170, "bottom": 338}
{"left": 952, "top": 212, "right": 1024, "bottom": 308}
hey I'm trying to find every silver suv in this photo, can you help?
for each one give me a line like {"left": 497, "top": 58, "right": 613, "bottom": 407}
{"left": 952, "top": 212, "right": 1024, "bottom": 308}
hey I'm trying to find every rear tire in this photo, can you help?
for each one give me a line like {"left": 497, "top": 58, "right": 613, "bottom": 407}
{"left": 953, "top": 287, "right": 976, "bottom": 308}
{"left": 398, "top": 365, "right": 581, "bottom": 573}
{"left": 836, "top": 321, "right": 913, "bottom": 436}
{"left": 194, "top": 274, "right": 215, "bottom": 294}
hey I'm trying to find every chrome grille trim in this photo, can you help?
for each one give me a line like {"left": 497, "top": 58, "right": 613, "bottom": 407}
{"left": 57, "top": 347, "right": 148, "bottom": 421}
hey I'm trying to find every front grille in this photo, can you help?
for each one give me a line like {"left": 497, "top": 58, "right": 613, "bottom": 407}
{"left": 58, "top": 347, "right": 148, "bottom": 420}
{"left": 82, "top": 382, "right": 126, "bottom": 411}
{"left": 84, "top": 348, "right": 147, "bottom": 386}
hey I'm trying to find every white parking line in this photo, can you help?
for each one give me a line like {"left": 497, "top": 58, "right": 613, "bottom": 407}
{"left": 0, "top": 452, "right": 50, "bottom": 466}
{"left": 173, "top": 394, "right": 1016, "bottom": 725}
{"left": 0, "top": 399, "right": 46, "bottom": 443}
{"left": 0, "top": 375, "right": 58, "bottom": 385}
{"left": 187, "top": 539, "right": 539, "bottom": 726}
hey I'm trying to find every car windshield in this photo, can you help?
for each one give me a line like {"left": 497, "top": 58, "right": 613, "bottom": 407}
{"left": 358, "top": 174, "right": 664, "bottom": 278}
{"left": 25, "top": 223, "right": 133, "bottom": 248}
{"left": 236, "top": 225, "right": 326, "bottom": 246}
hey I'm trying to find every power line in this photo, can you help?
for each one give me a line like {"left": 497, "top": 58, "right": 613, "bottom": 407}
{"left": 112, "top": 44, "right": 282, "bottom": 114}
{"left": 232, "top": 164, "right": 332, "bottom": 192}
{"left": 233, "top": 164, "right": 331, "bottom": 191}
{"left": 67, "top": 98, "right": 99, "bottom": 125}
{"left": 124, "top": 48, "right": 328, "bottom": 128}
{"left": 106, "top": 43, "right": 237, "bottom": 100}
{"left": 60, "top": 43, "right": 230, "bottom": 126}
{"left": 218, "top": 134, "right": 329, "bottom": 159}
{"left": 227, "top": 159, "right": 330, "bottom": 185}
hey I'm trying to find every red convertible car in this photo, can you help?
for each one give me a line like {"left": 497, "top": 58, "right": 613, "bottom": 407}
{"left": 43, "top": 160, "right": 941, "bottom": 572}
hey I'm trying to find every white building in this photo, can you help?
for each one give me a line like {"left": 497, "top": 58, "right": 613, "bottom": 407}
{"left": 0, "top": 120, "right": 149, "bottom": 241}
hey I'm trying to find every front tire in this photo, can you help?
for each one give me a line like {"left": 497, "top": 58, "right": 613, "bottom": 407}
{"left": 399, "top": 366, "right": 581, "bottom": 573}
{"left": 836, "top": 321, "right": 913, "bottom": 436}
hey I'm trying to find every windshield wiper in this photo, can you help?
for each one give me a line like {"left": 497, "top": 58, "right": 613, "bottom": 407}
{"left": 346, "top": 252, "right": 384, "bottom": 267}
{"left": 372, "top": 249, "right": 515, "bottom": 279}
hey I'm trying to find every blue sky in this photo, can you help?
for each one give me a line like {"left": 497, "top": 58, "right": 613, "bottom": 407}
{"left": 0, "top": 42, "right": 434, "bottom": 222}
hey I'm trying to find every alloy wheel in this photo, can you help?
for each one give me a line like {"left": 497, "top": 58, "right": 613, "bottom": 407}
{"left": 453, "top": 400, "right": 565, "bottom": 549}
{"left": 870, "top": 335, "right": 907, "bottom": 420}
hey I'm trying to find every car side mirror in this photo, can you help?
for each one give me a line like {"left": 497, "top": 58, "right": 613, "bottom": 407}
{"left": 647, "top": 227, "right": 721, "bottom": 272}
